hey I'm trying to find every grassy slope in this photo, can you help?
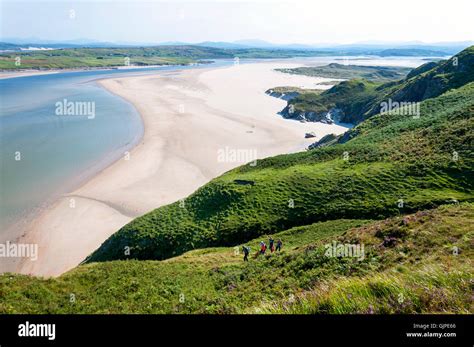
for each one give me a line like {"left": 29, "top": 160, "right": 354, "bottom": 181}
{"left": 0, "top": 204, "right": 471, "bottom": 314}
{"left": 282, "top": 79, "right": 380, "bottom": 123}
{"left": 261, "top": 204, "right": 473, "bottom": 314}
{"left": 284, "top": 46, "right": 474, "bottom": 124}
{"left": 87, "top": 80, "right": 474, "bottom": 262}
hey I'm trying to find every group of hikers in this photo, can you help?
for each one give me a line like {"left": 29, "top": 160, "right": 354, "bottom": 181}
{"left": 241, "top": 237, "right": 283, "bottom": 262}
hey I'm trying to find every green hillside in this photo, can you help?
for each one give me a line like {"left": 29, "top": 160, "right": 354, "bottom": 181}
{"left": 280, "top": 46, "right": 474, "bottom": 124}
{"left": 88, "top": 75, "right": 474, "bottom": 263}
{"left": 1, "top": 204, "right": 472, "bottom": 314}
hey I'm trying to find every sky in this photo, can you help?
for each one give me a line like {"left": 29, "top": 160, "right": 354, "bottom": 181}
{"left": 1, "top": 0, "right": 473, "bottom": 45}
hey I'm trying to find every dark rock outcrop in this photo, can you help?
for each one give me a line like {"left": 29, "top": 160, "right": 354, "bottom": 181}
{"left": 265, "top": 89, "right": 300, "bottom": 101}
{"left": 279, "top": 106, "right": 344, "bottom": 124}
{"left": 308, "top": 133, "right": 339, "bottom": 150}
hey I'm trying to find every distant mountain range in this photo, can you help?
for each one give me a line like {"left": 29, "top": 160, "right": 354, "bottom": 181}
{"left": 1, "top": 38, "right": 472, "bottom": 56}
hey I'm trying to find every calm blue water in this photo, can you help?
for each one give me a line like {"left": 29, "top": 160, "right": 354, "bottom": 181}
{"left": 0, "top": 61, "right": 233, "bottom": 231}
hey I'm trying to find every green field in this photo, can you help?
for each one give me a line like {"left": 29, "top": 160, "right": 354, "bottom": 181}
{"left": 0, "top": 47, "right": 210, "bottom": 69}
{"left": 0, "top": 46, "right": 336, "bottom": 70}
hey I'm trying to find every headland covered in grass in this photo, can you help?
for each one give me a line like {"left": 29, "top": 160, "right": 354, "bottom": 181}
{"left": 276, "top": 47, "right": 474, "bottom": 124}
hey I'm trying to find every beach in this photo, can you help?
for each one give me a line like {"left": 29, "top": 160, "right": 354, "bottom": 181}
{"left": 11, "top": 61, "right": 349, "bottom": 277}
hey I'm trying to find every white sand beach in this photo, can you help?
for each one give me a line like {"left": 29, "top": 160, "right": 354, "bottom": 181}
{"left": 13, "top": 61, "right": 349, "bottom": 277}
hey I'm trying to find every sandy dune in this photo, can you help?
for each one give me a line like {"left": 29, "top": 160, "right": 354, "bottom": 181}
{"left": 13, "top": 61, "right": 349, "bottom": 277}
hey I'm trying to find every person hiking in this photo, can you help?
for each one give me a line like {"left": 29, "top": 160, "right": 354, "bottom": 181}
{"left": 260, "top": 241, "right": 267, "bottom": 255}
{"left": 276, "top": 239, "right": 282, "bottom": 252}
{"left": 269, "top": 237, "right": 275, "bottom": 253}
{"left": 242, "top": 245, "right": 250, "bottom": 262}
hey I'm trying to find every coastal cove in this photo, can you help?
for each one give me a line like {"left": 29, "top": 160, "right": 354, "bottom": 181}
{"left": 0, "top": 61, "right": 235, "bottom": 273}
{"left": 0, "top": 57, "right": 428, "bottom": 276}
{"left": 0, "top": 62, "right": 241, "bottom": 229}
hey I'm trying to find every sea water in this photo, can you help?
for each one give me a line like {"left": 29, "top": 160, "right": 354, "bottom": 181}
{"left": 0, "top": 62, "right": 232, "bottom": 234}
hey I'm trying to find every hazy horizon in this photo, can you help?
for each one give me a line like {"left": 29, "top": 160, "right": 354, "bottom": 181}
{"left": 1, "top": 0, "right": 473, "bottom": 45}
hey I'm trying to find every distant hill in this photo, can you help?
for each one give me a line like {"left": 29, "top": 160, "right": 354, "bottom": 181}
{"left": 5, "top": 44, "right": 455, "bottom": 71}
{"left": 1, "top": 39, "right": 470, "bottom": 56}
{"left": 0, "top": 46, "right": 336, "bottom": 70}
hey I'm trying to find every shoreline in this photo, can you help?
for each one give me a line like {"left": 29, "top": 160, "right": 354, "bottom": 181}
{"left": 0, "top": 70, "right": 59, "bottom": 80}
{"left": 8, "top": 61, "right": 350, "bottom": 277}
{"left": 0, "top": 55, "right": 440, "bottom": 81}
{"left": 0, "top": 62, "right": 213, "bottom": 80}
{"left": 0, "top": 100, "right": 145, "bottom": 273}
